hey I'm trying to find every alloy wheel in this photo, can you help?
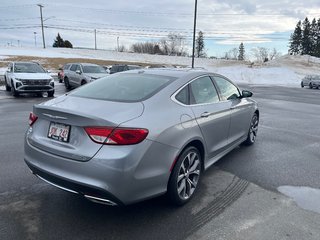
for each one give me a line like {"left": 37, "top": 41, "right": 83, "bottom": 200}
{"left": 177, "top": 151, "right": 201, "bottom": 200}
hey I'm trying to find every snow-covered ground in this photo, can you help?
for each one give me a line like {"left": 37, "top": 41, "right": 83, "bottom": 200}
{"left": 0, "top": 46, "right": 319, "bottom": 86}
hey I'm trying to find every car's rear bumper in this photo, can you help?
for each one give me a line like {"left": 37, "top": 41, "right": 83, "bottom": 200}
{"left": 25, "top": 161, "right": 122, "bottom": 206}
{"left": 24, "top": 134, "right": 178, "bottom": 205}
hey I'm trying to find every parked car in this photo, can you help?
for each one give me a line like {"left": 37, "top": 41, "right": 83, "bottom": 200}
{"left": 4, "top": 62, "right": 55, "bottom": 97}
{"left": 103, "top": 65, "right": 112, "bottom": 74}
{"left": 63, "top": 63, "right": 109, "bottom": 90}
{"left": 24, "top": 68, "right": 259, "bottom": 206}
{"left": 310, "top": 76, "right": 320, "bottom": 89}
{"left": 109, "top": 64, "right": 142, "bottom": 74}
{"left": 301, "top": 75, "right": 320, "bottom": 88}
{"left": 57, "top": 64, "right": 71, "bottom": 83}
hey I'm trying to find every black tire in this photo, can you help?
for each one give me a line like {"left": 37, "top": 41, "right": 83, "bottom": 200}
{"left": 309, "top": 83, "right": 313, "bottom": 89}
{"left": 243, "top": 113, "right": 259, "bottom": 146}
{"left": 167, "top": 146, "right": 202, "bottom": 206}
{"left": 301, "top": 82, "right": 304, "bottom": 88}
{"left": 64, "top": 77, "right": 71, "bottom": 90}
{"left": 11, "top": 81, "right": 19, "bottom": 97}
{"left": 81, "top": 80, "right": 87, "bottom": 85}
{"left": 5, "top": 77, "right": 11, "bottom": 91}
{"left": 48, "top": 90, "right": 54, "bottom": 97}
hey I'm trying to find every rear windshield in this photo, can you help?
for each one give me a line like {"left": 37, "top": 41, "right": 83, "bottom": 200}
{"left": 70, "top": 73, "right": 175, "bottom": 102}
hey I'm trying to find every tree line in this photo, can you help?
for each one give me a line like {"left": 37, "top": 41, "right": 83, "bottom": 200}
{"left": 289, "top": 17, "right": 320, "bottom": 57}
{"left": 130, "top": 31, "right": 207, "bottom": 57}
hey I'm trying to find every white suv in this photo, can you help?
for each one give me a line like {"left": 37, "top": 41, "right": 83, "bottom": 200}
{"left": 4, "top": 62, "right": 55, "bottom": 97}
{"left": 63, "top": 63, "right": 109, "bottom": 90}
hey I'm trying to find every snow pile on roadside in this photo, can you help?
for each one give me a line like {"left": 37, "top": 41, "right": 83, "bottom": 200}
{"left": 1, "top": 46, "right": 319, "bottom": 86}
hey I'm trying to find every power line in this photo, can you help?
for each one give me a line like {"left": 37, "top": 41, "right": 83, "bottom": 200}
{"left": 44, "top": 25, "right": 289, "bottom": 41}
{"left": 0, "top": 17, "right": 39, "bottom": 22}
{"left": 0, "top": 4, "right": 35, "bottom": 9}
{"left": 44, "top": 4, "right": 319, "bottom": 17}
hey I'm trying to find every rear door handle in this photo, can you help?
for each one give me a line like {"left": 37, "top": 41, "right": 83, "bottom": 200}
{"left": 200, "top": 112, "right": 210, "bottom": 118}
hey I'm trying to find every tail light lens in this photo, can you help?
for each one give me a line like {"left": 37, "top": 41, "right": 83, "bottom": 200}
{"left": 29, "top": 112, "right": 38, "bottom": 126}
{"left": 84, "top": 127, "right": 148, "bottom": 145}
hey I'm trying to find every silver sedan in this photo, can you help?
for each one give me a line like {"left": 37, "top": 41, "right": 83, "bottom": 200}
{"left": 24, "top": 68, "right": 259, "bottom": 206}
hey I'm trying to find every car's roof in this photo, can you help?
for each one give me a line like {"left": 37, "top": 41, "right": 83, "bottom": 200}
{"left": 67, "top": 63, "right": 101, "bottom": 66}
{"left": 12, "top": 61, "right": 40, "bottom": 65}
{"left": 124, "top": 67, "right": 214, "bottom": 79}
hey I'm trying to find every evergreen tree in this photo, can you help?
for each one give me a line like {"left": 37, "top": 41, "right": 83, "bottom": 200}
{"left": 313, "top": 18, "right": 320, "bottom": 57}
{"left": 238, "top": 42, "right": 245, "bottom": 60}
{"left": 64, "top": 40, "right": 73, "bottom": 48}
{"left": 53, "top": 33, "right": 65, "bottom": 48}
{"left": 301, "top": 17, "right": 312, "bottom": 55}
{"left": 196, "top": 31, "right": 205, "bottom": 57}
{"left": 289, "top": 21, "right": 302, "bottom": 55}
{"left": 53, "top": 33, "right": 73, "bottom": 48}
{"left": 310, "top": 18, "right": 318, "bottom": 55}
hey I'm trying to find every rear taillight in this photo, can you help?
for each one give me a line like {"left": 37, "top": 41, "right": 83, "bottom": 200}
{"left": 29, "top": 112, "right": 38, "bottom": 126}
{"left": 84, "top": 127, "right": 148, "bottom": 145}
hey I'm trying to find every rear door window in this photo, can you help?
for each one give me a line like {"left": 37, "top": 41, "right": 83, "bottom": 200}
{"left": 175, "top": 86, "right": 189, "bottom": 105}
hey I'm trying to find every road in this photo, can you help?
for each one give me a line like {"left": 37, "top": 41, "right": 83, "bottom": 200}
{"left": 0, "top": 82, "right": 320, "bottom": 240}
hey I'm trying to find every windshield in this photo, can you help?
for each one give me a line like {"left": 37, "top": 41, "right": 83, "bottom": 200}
{"left": 71, "top": 73, "right": 175, "bottom": 102}
{"left": 14, "top": 63, "right": 46, "bottom": 73}
{"left": 82, "top": 65, "right": 106, "bottom": 73}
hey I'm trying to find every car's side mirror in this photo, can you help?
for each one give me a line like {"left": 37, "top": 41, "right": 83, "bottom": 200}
{"left": 242, "top": 90, "right": 253, "bottom": 98}
{"left": 76, "top": 70, "right": 81, "bottom": 74}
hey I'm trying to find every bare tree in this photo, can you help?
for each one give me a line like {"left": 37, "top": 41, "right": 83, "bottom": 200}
{"left": 269, "top": 48, "right": 281, "bottom": 60}
{"left": 251, "top": 47, "right": 269, "bottom": 62}
{"left": 251, "top": 47, "right": 282, "bottom": 62}
{"left": 117, "top": 45, "right": 126, "bottom": 52}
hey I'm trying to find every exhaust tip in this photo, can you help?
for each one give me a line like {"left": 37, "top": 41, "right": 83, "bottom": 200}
{"left": 84, "top": 195, "right": 118, "bottom": 206}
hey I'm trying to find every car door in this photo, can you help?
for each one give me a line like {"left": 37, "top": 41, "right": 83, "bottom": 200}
{"left": 6, "top": 63, "right": 13, "bottom": 87}
{"left": 213, "top": 76, "right": 253, "bottom": 145}
{"left": 190, "top": 76, "right": 231, "bottom": 160}
{"left": 74, "top": 64, "right": 82, "bottom": 87}
{"left": 68, "top": 64, "right": 77, "bottom": 86}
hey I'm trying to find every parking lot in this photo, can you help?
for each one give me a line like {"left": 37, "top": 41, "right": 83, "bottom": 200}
{"left": 1, "top": 81, "right": 320, "bottom": 240}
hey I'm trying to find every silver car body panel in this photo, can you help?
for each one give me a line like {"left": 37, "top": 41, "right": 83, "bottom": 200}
{"left": 24, "top": 68, "right": 258, "bottom": 205}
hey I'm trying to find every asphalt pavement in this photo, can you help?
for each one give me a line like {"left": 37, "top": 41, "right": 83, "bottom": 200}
{"left": 0, "top": 81, "right": 320, "bottom": 240}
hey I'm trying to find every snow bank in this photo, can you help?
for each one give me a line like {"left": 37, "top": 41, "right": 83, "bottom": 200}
{"left": 1, "top": 46, "right": 319, "bottom": 86}
{"left": 208, "top": 66, "right": 303, "bottom": 86}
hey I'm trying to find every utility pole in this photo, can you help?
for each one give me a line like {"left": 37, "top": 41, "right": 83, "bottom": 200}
{"left": 117, "top": 36, "right": 119, "bottom": 52}
{"left": 191, "top": 0, "right": 198, "bottom": 68}
{"left": 34, "top": 32, "right": 37, "bottom": 47}
{"left": 37, "top": 4, "right": 45, "bottom": 48}
{"left": 94, "top": 29, "right": 97, "bottom": 50}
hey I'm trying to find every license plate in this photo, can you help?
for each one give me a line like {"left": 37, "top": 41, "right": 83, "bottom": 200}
{"left": 48, "top": 122, "right": 70, "bottom": 142}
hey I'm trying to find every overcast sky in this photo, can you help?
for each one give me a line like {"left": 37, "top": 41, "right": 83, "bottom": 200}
{"left": 0, "top": 0, "right": 319, "bottom": 57}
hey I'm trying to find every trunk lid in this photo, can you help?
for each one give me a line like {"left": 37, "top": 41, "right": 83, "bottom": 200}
{"left": 27, "top": 95, "right": 144, "bottom": 161}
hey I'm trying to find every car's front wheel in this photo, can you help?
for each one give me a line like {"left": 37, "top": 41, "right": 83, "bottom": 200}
{"left": 48, "top": 90, "right": 54, "bottom": 97}
{"left": 243, "top": 113, "right": 259, "bottom": 146}
{"left": 167, "top": 146, "right": 202, "bottom": 206}
{"left": 301, "top": 82, "right": 304, "bottom": 88}
{"left": 5, "top": 77, "right": 11, "bottom": 91}
{"left": 11, "top": 80, "right": 19, "bottom": 97}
